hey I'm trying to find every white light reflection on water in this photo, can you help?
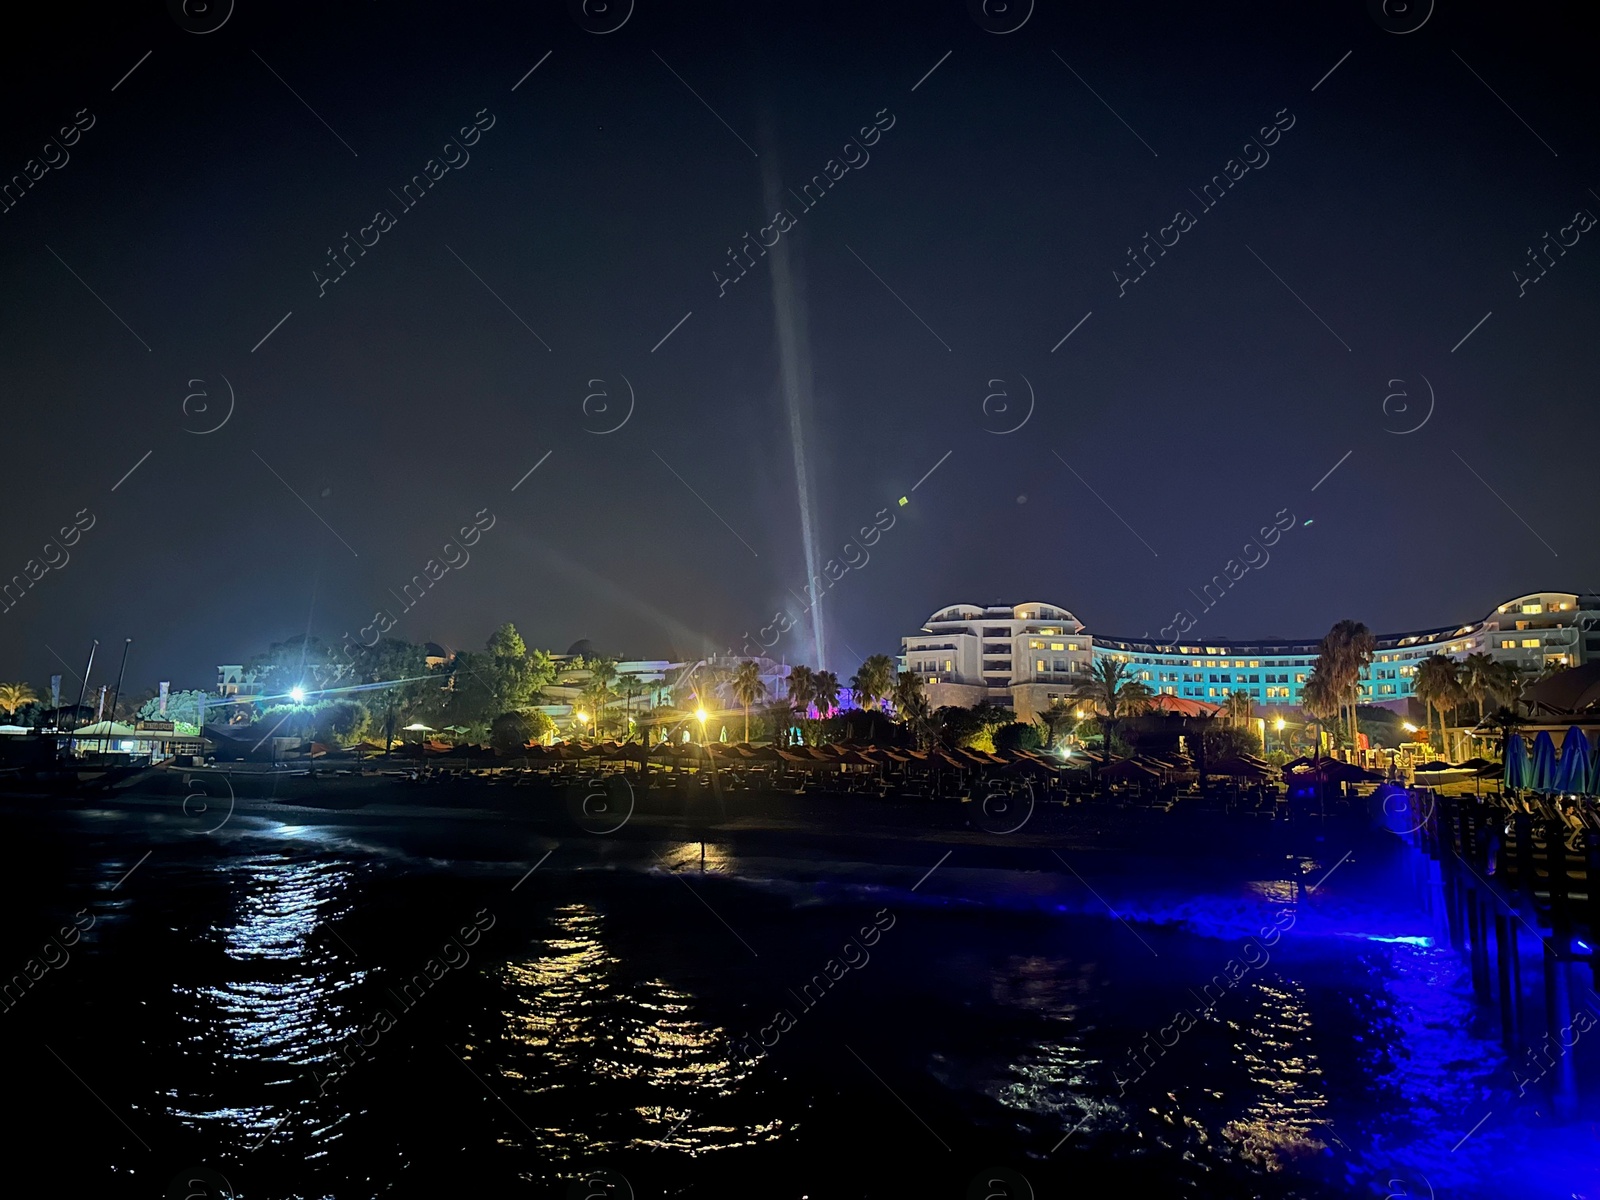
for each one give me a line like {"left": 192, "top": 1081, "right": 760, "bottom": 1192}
{"left": 165, "top": 856, "right": 363, "bottom": 1145}
{"left": 1221, "top": 978, "right": 1330, "bottom": 1169}
{"left": 493, "top": 902, "right": 782, "bottom": 1158}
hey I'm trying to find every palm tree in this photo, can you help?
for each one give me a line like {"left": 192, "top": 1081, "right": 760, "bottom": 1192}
{"left": 1459, "top": 652, "right": 1497, "bottom": 722}
{"left": 1225, "top": 689, "right": 1255, "bottom": 729}
{"left": 617, "top": 672, "right": 646, "bottom": 742}
{"left": 1300, "top": 666, "right": 1339, "bottom": 758}
{"left": 890, "top": 670, "right": 925, "bottom": 716}
{"left": 730, "top": 660, "right": 767, "bottom": 743}
{"left": 579, "top": 676, "right": 613, "bottom": 738}
{"left": 1317, "top": 620, "right": 1375, "bottom": 750}
{"left": 1069, "top": 659, "right": 1153, "bottom": 789}
{"left": 1040, "top": 697, "right": 1076, "bottom": 750}
{"left": 813, "top": 671, "right": 841, "bottom": 716}
{"left": 891, "top": 671, "right": 931, "bottom": 747}
{"left": 1486, "top": 660, "right": 1523, "bottom": 713}
{"left": 1413, "top": 655, "right": 1464, "bottom": 756}
{"left": 1483, "top": 705, "right": 1524, "bottom": 768}
{"left": 850, "top": 654, "right": 897, "bottom": 711}
{"left": 786, "top": 665, "right": 816, "bottom": 719}
{"left": 0, "top": 682, "right": 38, "bottom": 720}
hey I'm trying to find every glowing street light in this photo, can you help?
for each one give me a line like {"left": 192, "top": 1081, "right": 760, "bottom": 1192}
{"left": 289, "top": 686, "right": 306, "bottom": 704}
{"left": 575, "top": 711, "right": 590, "bottom": 726}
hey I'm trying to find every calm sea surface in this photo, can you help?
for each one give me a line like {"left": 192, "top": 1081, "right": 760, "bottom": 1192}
{"left": 2, "top": 803, "right": 1595, "bottom": 1199}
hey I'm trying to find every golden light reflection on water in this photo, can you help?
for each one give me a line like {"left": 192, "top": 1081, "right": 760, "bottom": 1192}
{"left": 1221, "top": 978, "right": 1329, "bottom": 1169}
{"left": 167, "top": 857, "right": 361, "bottom": 1144}
{"left": 494, "top": 902, "right": 782, "bottom": 1158}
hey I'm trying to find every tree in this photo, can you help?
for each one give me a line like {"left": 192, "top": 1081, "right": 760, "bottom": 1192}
{"left": 245, "top": 636, "right": 349, "bottom": 701}
{"left": 1225, "top": 689, "right": 1255, "bottom": 729}
{"left": 760, "top": 698, "right": 795, "bottom": 746}
{"left": 813, "top": 671, "right": 841, "bottom": 715}
{"left": 1315, "top": 620, "right": 1375, "bottom": 750}
{"left": 730, "top": 660, "right": 768, "bottom": 743}
{"left": 578, "top": 675, "right": 614, "bottom": 737}
{"left": 585, "top": 656, "right": 619, "bottom": 735}
{"left": 1300, "top": 665, "right": 1338, "bottom": 756}
{"left": 993, "top": 722, "right": 1043, "bottom": 753}
{"left": 1040, "top": 698, "right": 1077, "bottom": 750}
{"left": 312, "top": 701, "right": 367, "bottom": 745}
{"left": 441, "top": 626, "right": 556, "bottom": 736}
{"left": 1203, "top": 723, "right": 1263, "bottom": 761}
{"left": 929, "top": 702, "right": 1014, "bottom": 752}
{"left": 786, "top": 665, "right": 816, "bottom": 718}
{"left": 1413, "top": 654, "right": 1464, "bottom": 755}
{"left": 0, "top": 682, "right": 39, "bottom": 720}
{"left": 136, "top": 688, "right": 210, "bottom": 730}
{"left": 849, "top": 655, "right": 896, "bottom": 711}
{"left": 1459, "top": 652, "right": 1497, "bottom": 722}
{"left": 617, "top": 672, "right": 647, "bottom": 741}
{"left": 490, "top": 711, "right": 539, "bottom": 756}
{"left": 1486, "top": 660, "right": 1523, "bottom": 713}
{"left": 890, "top": 671, "right": 932, "bottom": 747}
{"left": 1069, "top": 659, "right": 1153, "bottom": 785}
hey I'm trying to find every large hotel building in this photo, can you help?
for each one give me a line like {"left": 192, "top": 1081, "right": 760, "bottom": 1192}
{"left": 899, "top": 591, "right": 1600, "bottom": 722}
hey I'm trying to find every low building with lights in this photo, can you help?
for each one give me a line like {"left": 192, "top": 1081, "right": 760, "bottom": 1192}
{"left": 900, "top": 591, "right": 1600, "bottom": 722}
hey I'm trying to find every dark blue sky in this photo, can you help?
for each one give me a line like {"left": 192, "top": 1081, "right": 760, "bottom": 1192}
{"left": 2, "top": 0, "right": 1596, "bottom": 693}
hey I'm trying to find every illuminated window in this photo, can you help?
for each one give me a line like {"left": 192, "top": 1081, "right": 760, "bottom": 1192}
{"left": 1068, "top": 643, "right": 1080, "bottom": 651}
{"left": 1028, "top": 639, "right": 1043, "bottom": 649}
{"left": 1050, "top": 642, "right": 1065, "bottom": 651}
{"left": 1037, "top": 659, "right": 1046, "bottom": 671}
{"left": 1522, "top": 603, "right": 1542, "bottom": 614}
{"left": 944, "top": 660, "right": 952, "bottom": 672}
{"left": 1501, "top": 639, "right": 1515, "bottom": 649}
{"left": 1522, "top": 639, "right": 1539, "bottom": 648}
{"left": 1249, "top": 660, "right": 1260, "bottom": 668}
{"left": 1296, "top": 673, "right": 1306, "bottom": 683}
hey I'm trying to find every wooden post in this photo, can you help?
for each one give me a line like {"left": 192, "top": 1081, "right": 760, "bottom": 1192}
{"left": 1543, "top": 939, "right": 1579, "bottom": 1119}
{"left": 1467, "top": 887, "right": 1491, "bottom": 997}
{"left": 1494, "top": 911, "right": 1519, "bottom": 1050}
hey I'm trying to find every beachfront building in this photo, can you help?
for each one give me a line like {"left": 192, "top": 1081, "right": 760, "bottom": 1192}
{"left": 537, "top": 652, "right": 791, "bottom": 737}
{"left": 900, "top": 591, "right": 1600, "bottom": 722}
{"left": 900, "top": 603, "right": 1094, "bottom": 722}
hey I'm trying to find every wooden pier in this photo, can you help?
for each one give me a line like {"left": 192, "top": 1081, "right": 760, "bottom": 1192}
{"left": 1402, "top": 788, "right": 1599, "bottom": 1117}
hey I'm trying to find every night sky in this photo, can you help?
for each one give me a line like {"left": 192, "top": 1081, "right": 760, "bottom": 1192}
{"left": 3, "top": 0, "right": 1597, "bottom": 694}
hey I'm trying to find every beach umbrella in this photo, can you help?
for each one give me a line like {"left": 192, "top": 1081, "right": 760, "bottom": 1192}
{"left": 1528, "top": 731, "right": 1558, "bottom": 792}
{"left": 1101, "top": 757, "right": 1160, "bottom": 782}
{"left": 1555, "top": 728, "right": 1592, "bottom": 793}
{"left": 1503, "top": 734, "right": 1529, "bottom": 790}
{"left": 1208, "top": 756, "right": 1269, "bottom": 778}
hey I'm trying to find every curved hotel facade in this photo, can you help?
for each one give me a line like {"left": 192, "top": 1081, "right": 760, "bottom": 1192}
{"left": 899, "top": 592, "right": 1600, "bottom": 722}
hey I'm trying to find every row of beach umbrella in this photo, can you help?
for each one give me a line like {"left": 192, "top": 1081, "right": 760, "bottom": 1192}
{"left": 1503, "top": 727, "right": 1599, "bottom": 794}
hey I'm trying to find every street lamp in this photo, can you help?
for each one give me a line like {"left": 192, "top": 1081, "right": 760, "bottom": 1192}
{"left": 695, "top": 706, "right": 708, "bottom": 745}
{"left": 1274, "top": 716, "right": 1285, "bottom": 755}
{"left": 290, "top": 686, "right": 307, "bottom": 704}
